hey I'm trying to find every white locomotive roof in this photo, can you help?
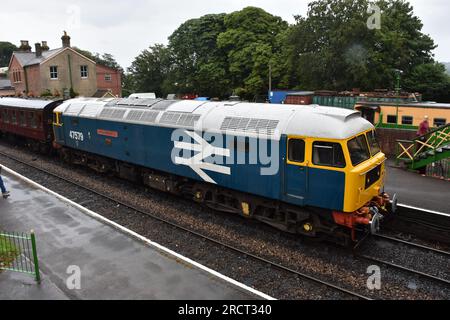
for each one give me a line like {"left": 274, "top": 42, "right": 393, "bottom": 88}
{"left": 55, "top": 98, "right": 374, "bottom": 140}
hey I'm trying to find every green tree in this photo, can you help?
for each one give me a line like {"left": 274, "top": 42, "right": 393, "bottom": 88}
{"left": 168, "top": 13, "right": 229, "bottom": 97}
{"left": 73, "top": 47, "right": 122, "bottom": 70}
{"left": 0, "top": 42, "right": 18, "bottom": 67}
{"left": 217, "top": 7, "right": 289, "bottom": 98}
{"left": 288, "top": 0, "right": 438, "bottom": 91}
{"left": 127, "top": 44, "right": 172, "bottom": 97}
{"left": 403, "top": 63, "right": 450, "bottom": 102}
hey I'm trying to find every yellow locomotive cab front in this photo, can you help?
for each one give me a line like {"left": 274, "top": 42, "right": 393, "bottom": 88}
{"left": 332, "top": 130, "right": 395, "bottom": 240}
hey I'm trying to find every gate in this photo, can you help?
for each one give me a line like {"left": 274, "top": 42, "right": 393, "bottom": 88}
{"left": 0, "top": 230, "right": 41, "bottom": 282}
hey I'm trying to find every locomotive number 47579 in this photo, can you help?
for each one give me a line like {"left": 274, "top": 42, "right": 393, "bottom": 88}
{"left": 69, "top": 131, "right": 84, "bottom": 142}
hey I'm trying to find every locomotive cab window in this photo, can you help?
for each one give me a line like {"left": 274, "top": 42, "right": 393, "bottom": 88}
{"left": 312, "top": 142, "right": 346, "bottom": 168}
{"left": 347, "top": 135, "right": 370, "bottom": 166}
{"left": 367, "top": 130, "right": 381, "bottom": 156}
{"left": 288, "top": 139, "right": 305, "bottom": 163}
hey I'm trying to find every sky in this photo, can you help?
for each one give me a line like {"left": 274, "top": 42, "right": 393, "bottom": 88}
{"left": 0, "top": 0, "right": 449, "bottom": 69}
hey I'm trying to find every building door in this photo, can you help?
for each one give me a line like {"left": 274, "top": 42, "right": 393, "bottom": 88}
{"left": 284, "top": 137, "right": 308, "bottom": 205}
{"left": 361, "top": 107, "right": 376, "bottom": 124}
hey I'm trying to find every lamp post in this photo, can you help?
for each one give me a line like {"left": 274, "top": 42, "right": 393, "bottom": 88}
{"left": 394, "top": 69, "right": 403, "bottom": 125}
{"left": 394, "top": 69, "right": 403, "bottom": 95}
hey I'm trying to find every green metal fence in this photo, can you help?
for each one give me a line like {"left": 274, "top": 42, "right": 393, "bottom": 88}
{"left": 426, "top": 159, "right": 450, "bottom": 180}
{"left": 0, "top": 231, "right": 41, "bottom": 282}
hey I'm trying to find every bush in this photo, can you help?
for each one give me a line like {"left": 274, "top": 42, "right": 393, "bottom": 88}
{"left": 70, "top": 87, "right": 78, "bottom": 98}
{"left": 40, "top": 89, "right": 52, "bottom": 97}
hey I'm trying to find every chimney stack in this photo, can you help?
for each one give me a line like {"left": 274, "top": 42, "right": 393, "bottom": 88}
{"left": 61, "top": 31, "right": 71, "bottom": 48}
{"left": 19, "top": 40, "right": 32, "bottom": 52}
{"left": 35, "top": 43, "right": 42, "bottom": 57}
{"left": 41, "top": 41, "right": 49, "bottom": 51}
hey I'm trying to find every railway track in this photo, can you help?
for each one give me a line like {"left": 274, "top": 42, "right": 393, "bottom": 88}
{"left": 388, "top": 205, "right": 450, "bottom": 244}
{"left": 354, "top": 233, "right": 450, "bottom": 287}
{"left": 0, "top": 150, "right": 371, "bottom": 300}
{"left": 373, "top": 234, "right": 450, "bottom": 258}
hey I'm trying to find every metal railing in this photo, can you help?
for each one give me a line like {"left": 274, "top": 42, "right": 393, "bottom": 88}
{"left": 396, "top": 124, "right": 450, "bottom": 170}
{"left": 0, "top": 230, "right": 41, "bottom": 282}
{"left": 426, "top": 159, "right": 450, "bottom": 180}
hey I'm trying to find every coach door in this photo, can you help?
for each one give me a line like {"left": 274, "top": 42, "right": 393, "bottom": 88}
{"left": 284, "top": 137, "right": 308, "bottom": 206}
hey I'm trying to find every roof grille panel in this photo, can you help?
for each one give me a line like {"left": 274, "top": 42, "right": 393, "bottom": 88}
{"left": 151, "top": 100, "right": 177, "bottom": 111}
{"left": 126, "top": 110, "right": 145, "bottom": 121}
{"left": 140, "top": 111, "right": 159, "bottom": 123}
{"left": 98, "top": 108, "right": 127, "bottom": 120}
{"left": 220, "top": 117, "right": 279, "bottom": 135}
{"left": 159, "top": 112, "right": 200, "bottom": 127}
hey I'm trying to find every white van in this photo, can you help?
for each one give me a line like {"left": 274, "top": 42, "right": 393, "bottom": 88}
{"left": 128, "top": 93, "right": 157, "bottom": 99}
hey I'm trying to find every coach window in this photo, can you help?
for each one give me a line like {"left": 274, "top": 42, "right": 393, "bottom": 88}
{"left": 434, "top": 118, "right": 447, "bottom": 127}
{"left": 19, "top": 111, "right": 26, "bottom": 127}
{"left": 12, "top": 111, "right": 17, "bottom": 124}
{"left": 28, "top": 112, "right": 37, "bottom": 128}
{"left": 387, "top": 115, "right": 397, "bottom": 124}
{"left": 288, "top": 139, "right": 305, "bottom": 163}
{"left": 402, "top": 116, "right": 413, "bottom": 125}
{"left": 312, "top": 142, "right": 346, "bottom": 168}
{"left": 3, "top": 110, "right": 9, "bottom": 123}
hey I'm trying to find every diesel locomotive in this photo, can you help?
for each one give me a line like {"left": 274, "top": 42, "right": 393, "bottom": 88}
{"left": 0, "top": 97, "right": 396, "bottom": 244}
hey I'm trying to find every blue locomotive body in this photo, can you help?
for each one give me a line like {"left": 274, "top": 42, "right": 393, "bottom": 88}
{"left": 56, "top": 115, "right": 284, "bottom": 201}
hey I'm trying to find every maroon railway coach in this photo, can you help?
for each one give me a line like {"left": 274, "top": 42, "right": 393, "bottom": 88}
{"left": 0, "top": 98, "right": 63, "bottom": 152}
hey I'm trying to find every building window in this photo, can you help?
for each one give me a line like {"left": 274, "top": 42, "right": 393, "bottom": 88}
{"left": 50, "top": 66, "right": 58, "bottom": 79}
{"left": 105, "top": 73, "right": 112, "bottom": 81}
{"left": 387, "top": 115, "right": 397, "bottom": 124}
{"left": 401, "top": 116, "right": 413, "bottom": 125}
{"left": 80, "top": 65, "right": 88, "bottom": 78}
{"left": 13, "top": 69, "right": 22, "bottom": 83}
{"left": 434, "top": 118, "right": 447, "bottom": 127}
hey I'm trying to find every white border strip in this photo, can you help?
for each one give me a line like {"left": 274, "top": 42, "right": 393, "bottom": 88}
{"left": 1, "top": 165, "right": 275, "bottom": 301}
{"left": 398, "top": 203, "right": 450, "bottom": 218}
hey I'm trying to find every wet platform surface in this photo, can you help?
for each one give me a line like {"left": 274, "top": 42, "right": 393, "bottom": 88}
{"left": 0, "top": 171, "right": 262, "bottom": 300}
{"left": 385, "top": 160, "right": 450, "bottom": 213}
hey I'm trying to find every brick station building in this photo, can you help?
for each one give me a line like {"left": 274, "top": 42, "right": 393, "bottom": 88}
{"left": 8, "top": 32, "right": 122, "bottom": 98}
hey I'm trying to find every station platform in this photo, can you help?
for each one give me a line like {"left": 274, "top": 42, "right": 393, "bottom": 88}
{"left": 0, "top": 168, "right": 269, "bottom": 300}
{"left": 385, "top": 160, "right": 450, "bottom": 213}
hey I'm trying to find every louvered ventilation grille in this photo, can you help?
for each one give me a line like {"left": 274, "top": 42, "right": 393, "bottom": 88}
{"left": 220, "top": 117, "right": 279, "bottom": 134}
{"left": 151, "top": 100, "right": 177, "bottom": 111}
{"left": 99, "top": 108, "right": 127, "bottom": 120}
{"left": 126, "top": 110, "right": 145, "bottom": 121}
{"left": 159, "top": 112, "right": 200, "bottom": 127}
{"left": 140, "top": 111, "right": 159, "bottom": 123}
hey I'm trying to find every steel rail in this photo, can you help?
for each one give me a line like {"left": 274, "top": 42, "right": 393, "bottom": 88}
{"left": 373, "top": 234, "right": 450, "bottom": 257}
{"left": 354, "top": 253, "right": 450, "bottom": 286}
{"left": 0, "top": 150, "right": 372, "bottom": 300}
